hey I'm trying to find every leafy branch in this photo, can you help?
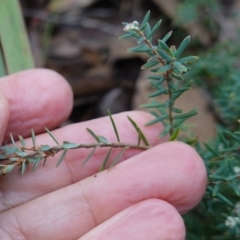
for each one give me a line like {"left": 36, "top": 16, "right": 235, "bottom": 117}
{"left": 0, "top": 111, "right": 149, "bottom": 175}
{"left": 120, "top": 11, "right": 199, "bottom": 139}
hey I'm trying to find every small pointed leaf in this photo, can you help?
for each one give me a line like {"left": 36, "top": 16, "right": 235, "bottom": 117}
{"left": 178, "top": 56, "right": 199, "bottom": 64}
{"left": 56, "top": 150, "right": 67, "bottom": 167}
{"left": 109, "top": 148, "right": 126, "bottom": 169}
{"left": 175, "top": 36, "right": 191, "bottom": 59}
{"left": 45, "top": 128, "right": 59, "bottom": 145}
{"left": 63, "top": 141, "right": 79, "bottom": 149}
{"left": 162, "top": 31, "right": 172, "bottom": 43}
{"left": 98, "top": 136, "right": 109, "bottom": 144}
{"left": 82, "top": 148, "right": 96, "bottom": 166}
{"left": 127, "top": 116, "right": 149, "bottom": 146}
{"left": 99, "top": 148, "right": 112, "bottom": 171}
{"left": 147, "top": 88, "right": 167, "bottom": 98}
{"left": 169, "top": 128, "right": 180, "bottom": 141}
{"left": 87, "top": 128, "right": 100, "bottom": 143}
{"left": 141, "top": 60, "right": 159, "bottom": 69}
{"left": 31, "top": 129, "right": 36, "bottom": 148}
{"left": 18, "top": 135, "right": 26, "bottom": 147}
{"left": 157, "top": 64, "right": 171, "bottom": 74}
{"left": 108, "top": 109, "right": 120, "bottom": 142}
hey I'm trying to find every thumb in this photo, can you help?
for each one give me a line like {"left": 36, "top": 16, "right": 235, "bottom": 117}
{"left": 0, "top": 90, "right": 9, "bottom": 144}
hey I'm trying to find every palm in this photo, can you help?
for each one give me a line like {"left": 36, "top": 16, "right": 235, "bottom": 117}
{"left": 0, "top": 69, "right": 206, "bottom": 240}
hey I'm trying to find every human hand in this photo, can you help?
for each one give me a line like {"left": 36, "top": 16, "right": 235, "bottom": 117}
{"left": 0, "top": 69, "right": 206, "bottom": 240}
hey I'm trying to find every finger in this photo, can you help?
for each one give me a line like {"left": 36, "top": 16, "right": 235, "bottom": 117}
{"left": 0, "top": 69, "right": 73, "bottom": 142}
{"left": 0, "top": 142, "right": 206, "bottom": 239}
{"left": 80, "top": 199, "right": 185, "bottom": 240}
{"left": 0, "top": 111, "right": 164, "bottom": 211}
{"left": 0, "top": 91, "right": 9, "bottom": 144}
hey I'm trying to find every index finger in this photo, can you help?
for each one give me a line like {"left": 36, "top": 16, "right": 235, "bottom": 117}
{"left": 0, "top": 69, "right": 73, "bottom": 142}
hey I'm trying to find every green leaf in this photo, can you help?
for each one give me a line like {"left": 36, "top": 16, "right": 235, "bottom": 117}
{"left": 159, "top": 125, "right": 171, "bottom": 138}
{"left": 31, "top": 129, "right": 36, "bottom": 148}
{"left": 99, "top": 148, "right": 112, "bottom": 171}
{"left": 10, "top": 133, "right": 17, "bottom": 147}
{"left": 203, "top": 143, "right": 219, "bottom": 157}
{"left": 225, "top": 131, "right": 240, "bottom": 143}
{"left": 162, "top": 31, "right": 172, "bottom": 43}
{"left": 4, "top": 146, "right": 18, "bottom": 155}
{"left": 32, "top": 156, "right": 41, "bottom": 171}
{"left": 227, "top": 159, "right": 236, "bottom": 175}
{"left": 56, "top": 150, "right": 67, "bottom": 167}
{"left": 157, "top": 49, "right": 172, "bottom": 63}
{"left": 127, "top": 116, "right": 149, "bottom": 146}
{"left": 140, "top": 102, "right": 166, "bottom": 108}
{"left": 0, "top": 0, "right": 34, "bottom": 74}
{"left": 98, "top": 136, "right": 109, "bottom": 144}
{"left": 21, "top": 161, "right": 26, "bottom": 176}
{"left": 173, "top": 61, "right": 188, "bottom": 73}
{"left": 178, "top": 56, "right": 199, "bottom": 64}
{"left": 86, "top": 128, "right": 100, "bottom": 143}
{"left": 173, "top": 109, "right": 198, "bottom": 128}
{"left": 175, "top": 36, "right": 191, "bottom": 59}
{"left": 16, "top": 151, "right": 28, "bottom": 157}
{"left": 158, "top": 40, "right": 171, "bottom": 54}
{"left": 171, "top": 108, "right": 182, "bottom": 113}
{"left": 169, "top": 128, "right": 180, "bottom": 141}
{"left": 209, "top": 174, "right": 226, "bottom": 181}
{"left": 45, "top": 128, "right": 60, "bottom": 145}
{"left": 212, "top": 184, "right": 220, "bottom": 196}
{"left": 40, "top": 145, "right": 51, "bottom": 151}
{"left": 127, "top": 45, "right": 151, "bottom": 53}
{"left": 82, "top": 148, "right": 96, "bottom": 166}
{"left": 2, "top": 164, "right": 15, "bottom": 174}
{"left": 62, "top": 141, "right": 79, "bottom": 149}
{"left": 141, "top": 60, "right": 159, "bottom": 69}
{"left": 137, "top": 37, "right": 144, "bottom": 44}
{"left": 119, "top": 31, "right": 138, "bottom": 39}
{"left": 147, "top": 75, "right": 164, "bottom": 81}
{"left": 0, "top": 155, "right": 7, "bottom": 160}
{"left": 149, "top": 19, "right": 162, "bottom": 37}
{"left": 172, "top": 67, "right": 182, "bottom": 76}
{"left": 144, "top": 23, "right": 152, "bottom": 39}
{"left": 140, "top": 11, "right": 150, "bottom": 30}
{"left": 173, "top": 109, "right": 198, "bottom": 119}
{"left": 109, "top": 148, "right": 126, "bottom": 169}
{"left": 215, "top": 192, "right": 233, "bottom": 206}
{"left": 18, "top": 135, "right": 26, "bottom": 147}
{"left": 0, "top": 47, "right": 6, "bottom": 77}
{"left": 172, "top": 73, "right": 184, "bottom": 81}
{"left": 157, "top": 64, "right": 171, "bottom": 74}
{"left": 145, "top": 115, "right": 168, "bottom": 126}
{"left": 147, "top": 88, "right": 167, "bottom": 98}
{"left": 108, "top": 109, "right": 120, "bottom": 142}
{"left": 172, "top": 87, "right": 190, "bottom": 101}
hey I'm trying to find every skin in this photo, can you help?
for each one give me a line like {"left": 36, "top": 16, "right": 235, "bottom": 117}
{"left": 0, "top": 69, "right": 207, "bottom": 240}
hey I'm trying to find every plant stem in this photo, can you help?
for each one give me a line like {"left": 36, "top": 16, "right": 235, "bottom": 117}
{"left": 139, "top": 30, "right": 174, "bottom": 135}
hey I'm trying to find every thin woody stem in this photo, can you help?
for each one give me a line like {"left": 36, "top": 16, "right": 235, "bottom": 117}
{"left": 139, "top": 30, "right": 174, "bottom": 135}
{"left": 0, "top": 142, "right": 150, "bottom": 163}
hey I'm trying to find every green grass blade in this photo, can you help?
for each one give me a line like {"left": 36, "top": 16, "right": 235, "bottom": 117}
{"left": 0, "top": 0, "right": 34, "bottom": 74}
{"left": 0, "top": 43, "right": 6, "bottom": 77}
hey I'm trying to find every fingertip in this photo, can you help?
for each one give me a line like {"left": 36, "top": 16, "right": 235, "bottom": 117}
{"left": 0, "top": 90, "right": 9, "bottom": 144}
{"left": 0, "top": 69, "right": 73, "bottom": 140}
{"left": 81, "top": 199, "right": 185, "bottom": 240}
{"left": 153, "top": 141, "right": 207, "bottom": 212}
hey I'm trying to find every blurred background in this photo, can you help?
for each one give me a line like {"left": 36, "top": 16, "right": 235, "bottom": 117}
{"left": 17, "top": 0, "right": 240, "bottom": 141}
